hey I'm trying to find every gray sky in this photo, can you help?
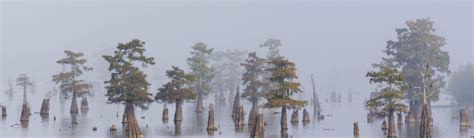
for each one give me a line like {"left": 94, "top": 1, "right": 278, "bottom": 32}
{"left": 1, "top": 1, "right": 472, "bottom": 97}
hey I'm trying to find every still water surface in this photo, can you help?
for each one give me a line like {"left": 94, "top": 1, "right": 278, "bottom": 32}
{"left": 0, "top": 91, "right": 472, "bottom": 137}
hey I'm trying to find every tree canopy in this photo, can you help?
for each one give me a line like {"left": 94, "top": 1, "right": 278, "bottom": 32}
{"left": 447, "top": 63, "right": 474, "bottom": 105}
{"left": 103, "top": 39, "right": 155, "bottom": 109}
{"left": 264, "top": 56, "right": 305, "bottom": 108}
{"left": 155, "top": 66, "right": 196, "bottom": 103}
{"left": 366, "top": 62, "right": 407, "bottom": 113}
{"left": 211, "top": 49, "right": 247, "bottom": 94}
{"left": 383, "top": 18, "right": 450, "bottom": 101}
{"left": 241, "top": 52, "right": 266, "bottom": 101}
{"left": 187, "top": 42, "right": 215, "bottom": 94}
{"left": 52, "top": 50, "right": 93, "bottom": 98}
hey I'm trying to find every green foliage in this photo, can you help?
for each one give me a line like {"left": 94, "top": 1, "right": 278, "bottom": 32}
{"left": 186, "top": 42, "right": 215, "bottom": 94}
{"left": 366, "top": 62, "right": 407, "bottom": 113}
{"left": 211, "top": 49, "right": 247, "bottom": 94}
{"left": 447, "top": 63, "right": 474, "bottom": 105}
{"left": 264, "top": 56, "right": 305, "bottom": 108}
{"left": 103, "top": 39, "right": 155, "bottom": 109}
{"left": 241, "top": 52, "right": 266, "bottom": 100}
{"left": 52, "top": 50, "right": 93, "bottom": 98}
{"left": 383, "top": 18, "right": 450, "bottom": 101}
{"left": 155, "top": 66, "right": 196, "bottom": 103}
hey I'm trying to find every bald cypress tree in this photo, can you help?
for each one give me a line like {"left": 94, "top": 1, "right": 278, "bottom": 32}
{"left": 187, "top": 42, "right": 215, "bottom": 113}
{"left": 53, "top": 50, "right": 93, "bottom": 122}
{"left": 17, "top": 74, "right": 32, "bottom": 124}
{"left": 241, "top": 52, "right": 266, "bottom": 126}
{"left": 155, "top": 66, "right": 196, "bottom": 122}
{"left": 264, "top": 56, "right": 305, "bottom": 138}
{"left": 103, "top": 39, "right": 155, "bottom": 125}
{"left": 366, "top": 62, "right": 407, "bottom": 138}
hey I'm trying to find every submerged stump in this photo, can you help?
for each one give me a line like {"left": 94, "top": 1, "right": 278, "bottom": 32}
{"left": 460, "top": 107, "right": 470, "bottom": 128}
{"left": 40, "top": 98, "right": 50, "bottom": 117}
{"left": 80, "top": 97, "right": 89, "bottom": 113}
{"left": 405, "top": 111, "right": 415, "bottom": 125}
{"left": 290, "top": 109, "right": 299, "bottom": 125}
{"left": 397, "top": 112, "right": 403, "bottom": 126}
{"left": 302, "top": 108, "right": 311, "bottom": 123}
{"left": 20, "top": 103, "right": 30, "bottom": 122}
{"left": 207, "top": 104, "right": 217, "bottom": 131}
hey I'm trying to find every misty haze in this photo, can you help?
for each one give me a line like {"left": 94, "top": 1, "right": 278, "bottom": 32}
{"left": 1, "top": 0, "right": 473, "bottom": 138}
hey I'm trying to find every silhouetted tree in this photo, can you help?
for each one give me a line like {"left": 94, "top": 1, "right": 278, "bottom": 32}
{"left": 383, "top": 18, "right": 450, "bottom": 119}
{"left": 211, "top": 49, "right": 246, "bottom": 105}
{"left": 187, "top": 42, "right": 215, "bottom": 113}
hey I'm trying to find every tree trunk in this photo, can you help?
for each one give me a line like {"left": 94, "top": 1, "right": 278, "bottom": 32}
{"left": 248, "top": 97, "right": 258, "bottom": 126}
{"left": 387, "top": 110, "right": 397, "bottom": 138}
{"left": 251, "top": 113, "right": 264, "bottom": 138}
{"left": 281, "top": 106, "right": 288, "bottom": 138}
{"left": 420, "top": 103, "right": 432, "bottom": 138}
{"left": 174, "top": 121, "right": 182, "bottom": 135}
{"left": 175, "top": 99, "right": 183, "bottom": 122}
{"left": 23, "top": 85, "right": 27, "bottom": 105}
{"left": 163, "top": 103, "right": 169, "bottom": 122}
{"left": 381, "top": 120, "right": 388, "bottom": 134}
{"left": 195, "top": 91, "right": 204, "bottom": 113}
{"left": 353, "top": 122, "right": 360, "bottom": 138}
{"left": 235, "top": 105, "right": 245, "bottom": 127}
{"left": 232, "top": 89, "right": 241, "bottom": 121}
{"left": 207, "top": 104, "right": 217, "bottom": 130}
{"left": 70, "top": 91, "right": 79, "bottom": 115}
{"left": 2, "top": 106, "right": 6, "bottom": 117}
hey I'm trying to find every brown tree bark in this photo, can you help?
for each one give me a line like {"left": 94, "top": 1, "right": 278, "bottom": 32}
{"left": 281, "top": 106, "right": 288, "bottom": 138}
{"left": 420, "top": 103, "right": 432, "bottom": 138}
{"left": 251, "top": 114, "right": 264, "bottom": 138}
{"left": 387, "top": 110, "right": 397, "bottom": 138}
{"left": 353, "top": 122, "right": 360, "bottom": 138}
{"left": 175, "top": 99, "right": 183, "bottom": 122}
{"left": 207, "top": 104, "right": 217, "bottom": 131}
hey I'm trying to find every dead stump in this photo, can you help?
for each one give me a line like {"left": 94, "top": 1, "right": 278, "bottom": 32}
{"left": 302, "top": 108, "right": 310, "bottom": 123}
{"left": 290, "top": 109, "right": 299, "bottom": 125}
{"left": 40, "top": 98, "right": 50, "bottom": 117}
{"left": 207, "top": 104, "right": 217, "bottom": 131}
{"left": 460, "top": 107, "right": 470, "bottom": 128}
{"left": 80, "top": 97, "right": 89, "bottom": 113}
